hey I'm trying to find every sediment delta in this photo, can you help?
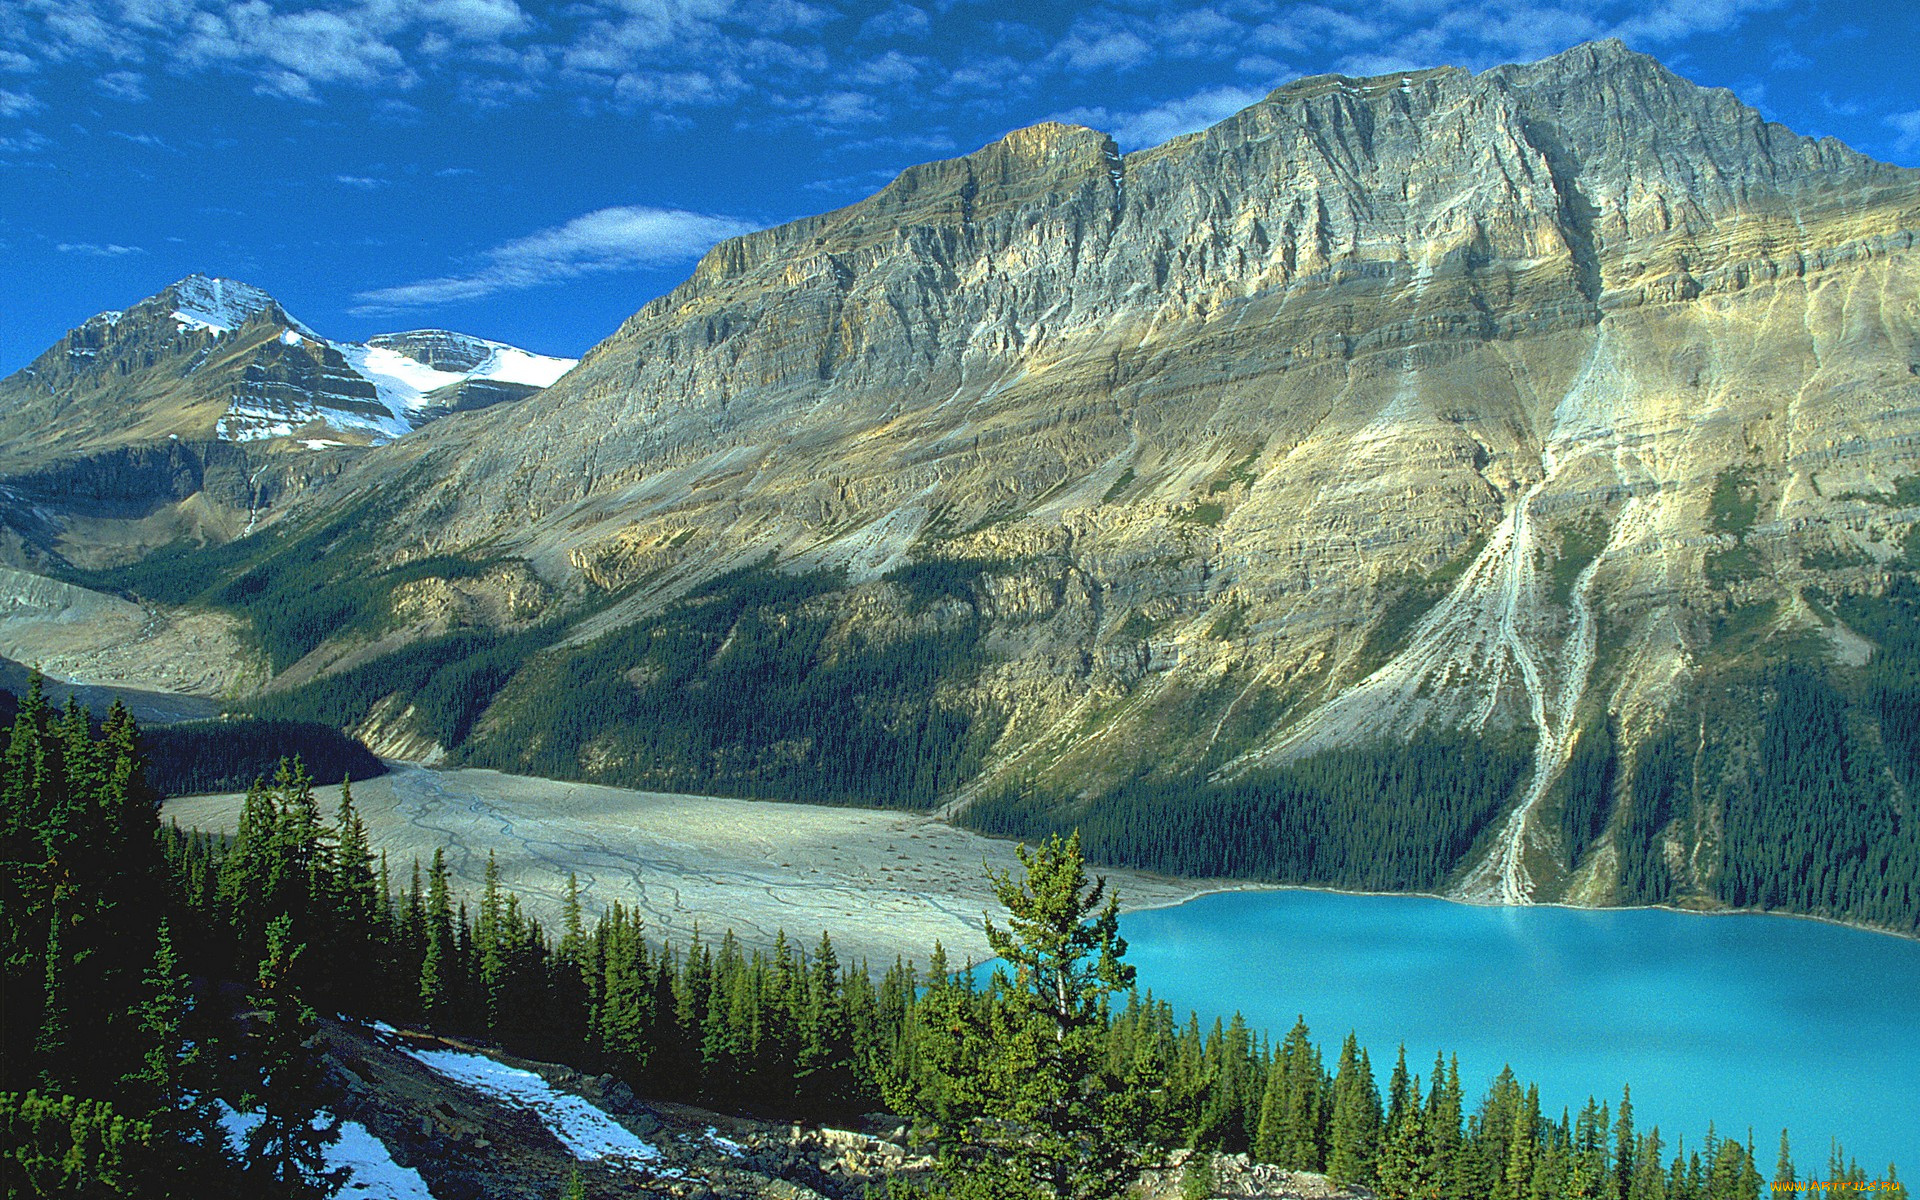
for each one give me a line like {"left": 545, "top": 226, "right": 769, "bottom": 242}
{"left": 163, "top": 762, "right": 1216, "bottom": 967}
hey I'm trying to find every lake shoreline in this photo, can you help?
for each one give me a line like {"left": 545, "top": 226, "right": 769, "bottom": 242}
{"left": 163, "top": 756, "right": 1920, "bottom": 948}
{"left": 1071, "top": 862, "right": 1920, "bottom": 945}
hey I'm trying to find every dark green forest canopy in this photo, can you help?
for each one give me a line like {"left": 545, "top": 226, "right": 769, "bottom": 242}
{"left": 0, "top": 687, "right": 384, "bottom": 796}
{"left": 1, "top": 684, "right": 1906, "bottom": 1199}
{"left": 1615, "top": 582, "right": 1920, "bottom": 934}
{"left": 253, "top": 562, "right": 1007, "bottom": 809}
{"left": 962, "top": 734, "right": 1532, "bottom": 892}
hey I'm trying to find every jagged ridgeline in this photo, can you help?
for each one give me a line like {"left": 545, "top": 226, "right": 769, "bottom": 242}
{"left": 20, "top": 40, "right": 1920, "bottom": 925}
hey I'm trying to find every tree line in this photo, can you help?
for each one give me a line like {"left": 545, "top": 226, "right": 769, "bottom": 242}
{"left": 7, "top": 680, "right": 1904, "bottom": 1198}
{"left": 1614, "top": 581, "right": 1920, "bottom": 933}
{"left": 961, "top": 734, "right": 1532, "bottom": 892}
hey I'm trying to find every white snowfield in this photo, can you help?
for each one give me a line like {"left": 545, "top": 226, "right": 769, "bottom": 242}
{"left": 396, "top": 1042, "right": 663, "bottom": 1168}
{"left": 135, "top": 273, "right": 578, "bottom": 446}
{"left": 219, "top": 1102, "right": 437, "bottom": 1200}
{"left": 336, "top": 339, "right": 576, "bottom": 430}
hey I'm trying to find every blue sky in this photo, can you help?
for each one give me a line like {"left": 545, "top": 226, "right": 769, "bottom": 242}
{"left": 2, "top": 0, "right": 1916, "bottom": 374}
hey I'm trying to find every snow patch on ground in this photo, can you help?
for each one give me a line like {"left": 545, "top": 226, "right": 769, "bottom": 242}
{"left": 331, "top": 1120, "right": 438, "bottom": 1200}
{"left": 219, "top": 1102, "right": 435, "bottom": 1199}
{"left": 704, "top": 1126, "right": 747, "bottom": 1157}
{"left": 398, "top": 1044, "right": 661, "bottom": 1167}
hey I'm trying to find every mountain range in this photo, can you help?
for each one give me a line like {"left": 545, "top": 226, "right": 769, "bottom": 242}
{"left": 4, "top": 39, "right": 1917, "bottom": 928}
{"left": 0, "top": 274, "right": 573, "bottom": 561}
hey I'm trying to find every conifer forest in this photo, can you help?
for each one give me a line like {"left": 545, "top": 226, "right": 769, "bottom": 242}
{"left": 1, "top": 677, "right": 1905, "bottom": 1199}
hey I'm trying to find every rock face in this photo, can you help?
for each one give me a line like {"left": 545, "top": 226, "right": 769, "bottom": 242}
{"left": 301, "top": 40, "right": 1919, "bottom": 899}
{"left": 17, "top": 42, "right": 1920, "bottom": 904}
{"left": 0, "top": 276, "right": 575, "bottom": 566}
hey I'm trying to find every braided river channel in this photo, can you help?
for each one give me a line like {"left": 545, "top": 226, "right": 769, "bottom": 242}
{"left": 1114, "top": 889, "right": 1920, "bottom": 1178}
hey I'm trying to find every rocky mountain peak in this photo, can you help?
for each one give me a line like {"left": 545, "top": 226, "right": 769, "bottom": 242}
{"left": 160, "top": 273, "right": 284, "bottom": 334}
{"left": 364, "top": 330, "right": 498, "bottom": 373}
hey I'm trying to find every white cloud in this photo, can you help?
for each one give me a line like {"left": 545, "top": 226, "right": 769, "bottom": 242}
{"left": 178, "top": 2, "right": 416, "bottom": 100}
{"left": 765, "top": 88, "right": 887, "bottom": 133}
{"left": 859, "top": 3, "right": 930, "bottom": 41}
{"left": 413, "top": 0, "right": 531, "bottom": 43}
{"left": 1250, "top": 5, "right": 1384, "bottom": 56}
{"left": 0, "top": 0, "right": 1810, "bottom": 145}
{"left": 0, "top": 87, "right": 40, "bottom": 117}
{"left": 1887, "top": 110, "right": 1920, "bottom": 156}
{"left": 847, "top": 49, "right": 925, "bottom": 88}
{"left": 0, "top": 128, "right": 51, "bottom": 152}
{"left": 350, "top": 205, "right": 761, "bottom": 312}
{"left": 1058, "top": 83, "right": 1270, "bottom": 151}
{"left": 95, "top": 70, "right": 148, "bottom": 100}
{"left": 58, "top": 241, "right": 145, "bottom": 255}
{"left": 1048, "top": 24, "right": 1154, "bottom": 73}
{"left": 111, "top": 129, "right": 176, "bottom": 149}
{"left": 334, "top": 173, "right": 389, "bottom": 187}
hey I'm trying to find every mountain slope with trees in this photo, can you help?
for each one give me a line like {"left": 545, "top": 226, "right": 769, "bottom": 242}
{"left": 2, "top": 687, "right": 1907, "bottom": 1198}
{"left": 9, "top": 38, "right": 1920, "bottom": 929}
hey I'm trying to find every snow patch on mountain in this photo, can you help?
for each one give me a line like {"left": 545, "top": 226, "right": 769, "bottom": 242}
{"left": 331, "top": 336, "right": 575, "bottom": 431}
{"left": 170, "top": 274, "right": 279, "bottom": 334}
{"left": 468, "top": 345, "right": 575, "bottom": 389}
{"left": 335, "top": 342, "right": 471, "bottom": 415}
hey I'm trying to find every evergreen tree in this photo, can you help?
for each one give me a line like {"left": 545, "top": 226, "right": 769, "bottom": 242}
{"left": 1386, "top": 1045, "right": 1414, "bottom": 1137}
{"left": 239, "top": 914, "right": 344, "bottom": 1199}
{"left": 1326, "top": 1035, "right": 1381, "bottom": 1186}
{"left": 419, "top": 849, "right": 454, "bottom": 1027}
{"left": 120, "top": 920, "right": 234, "bottom": 1184}
{"left": 926, "top": 832, "right": 1143, "bottom": 1199}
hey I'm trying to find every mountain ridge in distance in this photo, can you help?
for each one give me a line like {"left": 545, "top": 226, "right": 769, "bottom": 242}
{"left": 0, "top": 272, "right": 575, "bottom": 568}
{"left": 10, "top": 39, "right": 1920, "bottom": 929}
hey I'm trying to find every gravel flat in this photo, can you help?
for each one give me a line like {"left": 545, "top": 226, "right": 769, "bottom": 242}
{"left": 163, "top": 763, "right": 1218, "bottom": 967}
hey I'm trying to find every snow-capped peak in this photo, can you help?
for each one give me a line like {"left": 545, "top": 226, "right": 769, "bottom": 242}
{"left": 169, "top": 274, "right": 279, "bottom": 334}
{"left": 335, "top": 332, "right": 576, "bottom": 421}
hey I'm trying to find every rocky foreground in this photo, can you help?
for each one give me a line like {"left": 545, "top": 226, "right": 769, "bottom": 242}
{"left": 323, "top": 1019, "right": 1373, "bottom": 1200}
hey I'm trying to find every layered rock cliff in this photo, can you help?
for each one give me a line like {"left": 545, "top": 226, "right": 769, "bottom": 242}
{"left": 19, "top": 41, "right": 1920, "bottom": 910}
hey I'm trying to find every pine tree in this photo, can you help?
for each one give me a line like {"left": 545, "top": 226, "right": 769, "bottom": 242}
{"left": 926, "top": 832, "right": 1143, "bottom": 1199}
{"left": 1326, "top": 1035, "right": 1381, "bottom": 1186}
{"left": 322, "top": 779, "right": 380, "bottom": 1014}
{"left": 1254, "top": 1017, "right": 1322, "bottom": 1168}
{"left": 1614, "top": 1086, "right": 1636, "bottom": 1200}
{"left": 1629, "top": 1130, "right": 1669, "bottom": 1200}
{"left": 1375, "top": 1103, "right": 1439, "bottom": 1200}
{"left": 1386, "top": 1045, "right": 1414, "bottom": 1136}
{"left": 121, "top": 920, "right": 229, "bottom": 1172}
{"left": 419, "top": 848, "right": 454, "bottom": 1027}
{"left": 240, "top": 914, "right": 344, "bottom": 1199}
{"left": 797, "top": 931, "right": 854, "bottom": 1113}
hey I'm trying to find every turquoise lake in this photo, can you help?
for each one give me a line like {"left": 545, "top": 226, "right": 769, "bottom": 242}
{"left": 1114, "top": 889, "right": 1920, "bottom": 1177}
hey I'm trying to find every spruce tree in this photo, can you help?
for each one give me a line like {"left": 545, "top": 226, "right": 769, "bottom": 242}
{"left": 1326, "top": 1034, "right": 1381, "bottom": 1185}
{"left": 240, "top": 914, "right": 344, "bottom": 1199}
{"left": 928, "top": 832, "right": 1143, "bottom": 1199}
{"left": 419, "top": 849, "right": 454, "bottom": 1027}
{"left": 122, "top": 920, "right": 237, "bottom": 1189}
